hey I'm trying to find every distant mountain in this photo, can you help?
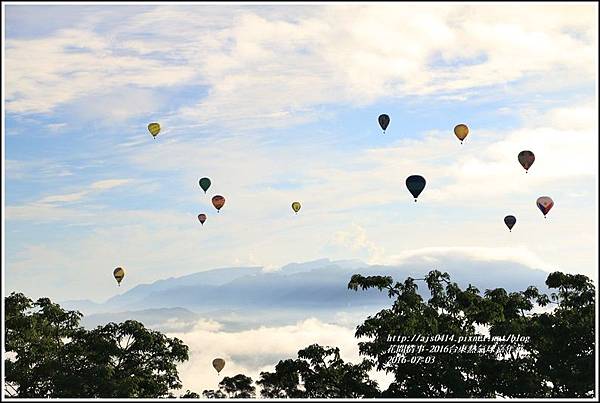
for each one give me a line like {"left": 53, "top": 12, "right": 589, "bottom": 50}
{"left": 63, "top": 258, "right": 551, "bottom": 317}
{"left": 105, "top": 266, "right": 262, "bottom": 309}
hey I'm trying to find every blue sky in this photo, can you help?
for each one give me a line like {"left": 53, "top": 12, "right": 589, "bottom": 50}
{"left": 3, "top": 3, "right": 598, "bottom": 302}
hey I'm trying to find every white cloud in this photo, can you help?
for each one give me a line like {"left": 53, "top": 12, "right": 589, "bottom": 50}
{"left": 5, "top": 28, "right": 197, "bottom": 114}
{"left": 46, "top": 122, "right": 68, "bottom": 132}
{"left": 175, "top": 4, "right": 597, "bottom": 129}
{"left": 5, "top": 4, "right": 596, "bottom": 128}
{"left": 5, "top": 159, "right": 75, "bottom": 180}
{"left": 333, "top": 223, "right": 385, "bottom": 264}
{"left": 89, "top": 179, "right": 131, "bottom": 190}
{"left": 38, "top": 191, "right": 89, "bottom": 204}
{"left": 6, "top": 178, "right": 132, "bottom": 220}
{"left": 168, "top": 317, "right": 394, "bottom": 396}
{"left": 387, "top": 246, "right": 552, "bottom": 272}
{"left": 5, "top": 202, "right": 94, "bottom": 222}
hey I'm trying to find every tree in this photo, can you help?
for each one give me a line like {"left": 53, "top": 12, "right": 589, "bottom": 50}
{"left": 5, "top": 292, "right": 189, "bottom": 398}
{"left": 257, "top": 359, "right": 303, "bottom": 398}
{"left": 348, "top": 270, "right": 595, "bottom": 398}
{"left": 257, "top": 344, "right": 379, "bottom": 398}
{"left": 201, "top": 389, "right": 226, "bottom": 399}
{"left": 180, "top": 390, "right": 201, "bottom": 398}
{"left": 5, "top": 293, "right": 82, "bottom": 398}
{"left": 203, "top": 374, "right": 255, "bottom": 398}
{"left": 495, "top": 272, "right": 595, "bottom": 397}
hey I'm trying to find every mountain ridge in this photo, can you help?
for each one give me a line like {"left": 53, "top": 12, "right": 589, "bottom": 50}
{"left": 61, "top": 257, "right": 551, "bottom": 316}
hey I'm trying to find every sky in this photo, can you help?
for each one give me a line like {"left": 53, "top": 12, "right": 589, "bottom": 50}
{"left": 3, "top": 2, "right": 599, "bottom": 303}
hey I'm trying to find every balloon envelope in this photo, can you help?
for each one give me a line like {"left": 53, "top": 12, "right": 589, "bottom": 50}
{"left": 291, "top": 201, "right": 301, "bottom": 213}
{"left": 147, "top": 123, "right": 160, "bottom": 137}
{"left": 406, "top": 175, "right": 426, "bottom": 201}
{"left": 113, "top": 267, "right": 125, "bottom": 286}
{"left": 454, "top": 124, "right": 469, "bottom": 142}
{"left": 212, "top": 195, "right": 225, "bottom": 211}
{"left": 378, "top": 114, "right": 390, "bottom": 132}
{"left": 504, "top": 215, "right": 516, "bottom": 231}
{"left": 198, "top": 214, "right": 207, "bottom": 225}
{"left": 212, "top": 358, "right": 225, "bottom": 374}
{"left": 518, "top": 151, "right": 535, "bottom": 172}
{"left": 199, "top": 177, "right": 211, "bottom": 193}
{"left": 536, "top": 196, "right": 554, "bottom": 217}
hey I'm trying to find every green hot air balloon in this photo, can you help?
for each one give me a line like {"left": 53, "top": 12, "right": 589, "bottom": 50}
{"left": 199, "top": 177, "right": 211, "bottom": 193}
{"left": 406, "top": 175, "right": 426, "bottom": 202}
{"left": 291, "top": 201, "right": 301, "bottom": 214}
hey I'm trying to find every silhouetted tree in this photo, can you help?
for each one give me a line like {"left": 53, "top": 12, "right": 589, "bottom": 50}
{"left": 5, "top": 292, "right": 189, "bottom": 398}
{"left": 257, "top": 344, "right": 379, "bottom": 398}
{"left": 203, "top": 374, "right": 255, "bottom": 398}
{"left": 348, "top": 270, "right": 595, "bottom": 398}
{"left": 179, "top": 389, "right": 201, "bottom": 398}
{"left": 488, "top": 272, "right": 595, "bottom": 397}
{"left": 257, "top": 359, "right": 304, "bottom": 398}
{"left": 201, "top": 389, "right": 226, "bottom": 399}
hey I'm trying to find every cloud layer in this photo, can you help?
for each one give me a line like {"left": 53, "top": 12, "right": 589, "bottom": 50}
{"left": 6, "top": 4, "right": 597, "bottom": 128}
{"left": 168, "top": 317, "right": 394, "bottom": 396}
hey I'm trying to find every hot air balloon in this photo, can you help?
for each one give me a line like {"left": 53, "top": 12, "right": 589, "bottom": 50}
{"left": 212, "top": 358, "right": 225, "bottom": 374}
{"left": 454, "top": 124, "right": 469, "bottom": 144}
{"left": 406, "top": 175, "right": 426, "bottom": 202}
{"left": 504, "top": 215, "right": 516, "bottom": 232}
{"left": 212, "top": 195, "right": 225, "bottom": 212}
{"left": 378, "top": 114, "right": 390, "bottom": 134}
{"left": 291, "top": 202, "right": 301, "bottom": 214}
{"left": 198, "top": 214, "right": 207, "bottom": 225}
{"left": 518, "top": 151, "right": 535, "bottom": 173}
{"left": 113, "top": 267, "right": 125, "bottom": 286}
{"left": 147, "top": 123, "right": 160, "bottom": 139}
{"left": 199, "top": 177, "right": 211, "bottom": 193}
{"left": 536, "top": 196, "right": 554, "bottom": 218}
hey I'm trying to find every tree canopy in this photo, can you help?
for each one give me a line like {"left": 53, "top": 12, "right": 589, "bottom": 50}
{"left": 5, "top": 292, "right": 189, "bottom": 398}
{"left": 257, "top": 344, "right": 379, "bottom": 398}
{"left": 203, "top": 374, "right": 255, "bottom": 398}
{"left": 348, "top": 270, "right": 595, "bottom": 398}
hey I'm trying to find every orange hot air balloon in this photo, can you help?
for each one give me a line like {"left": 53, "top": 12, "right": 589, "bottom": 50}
{"left": 212, "top": 195, "right": 225, "bottom": 212}
{"left": 198, "top": 214, "right": 207, "bottom": 225}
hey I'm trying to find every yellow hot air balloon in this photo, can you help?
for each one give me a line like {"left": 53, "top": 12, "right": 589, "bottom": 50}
{"left": 147, "top": 123, "right": 160, "bottom": 139}
{"left": 291, "top": 201, "right": 301, "bottom": 214}
{"left": 113, "top": 267, "right": 125, "bottom": 286}
{"left": 454, "top": 124, "right": 469, "bottom": 144}
{"left": 212, "top": 358, "right": 225, "bottom": 374}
